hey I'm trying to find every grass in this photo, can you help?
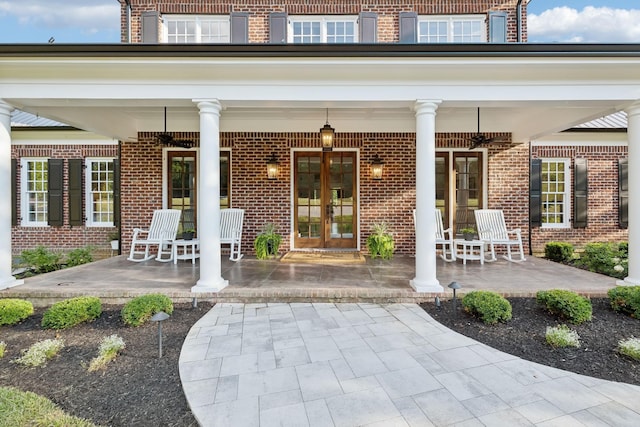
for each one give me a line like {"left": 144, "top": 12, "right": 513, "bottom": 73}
{"left": 0, "top": 386, "right": 96, "bottom": 427}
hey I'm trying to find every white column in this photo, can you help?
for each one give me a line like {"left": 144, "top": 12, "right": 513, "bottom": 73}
{"left": 0, "top": 100, "right": 23, "bottom": 289}
{"left": 622, "top": 101, "right": 640, "bottom": 286}
{"left": 411, "top": 100, "right": 444, "bottom": 292}
{"left": 192, "top": 100, "right": 228, "bottom": 292}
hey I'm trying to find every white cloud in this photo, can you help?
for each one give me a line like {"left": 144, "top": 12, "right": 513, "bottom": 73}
{"left": 0, "top": 0, "right": 119, "bottom": 34}
{"left": 528, "top": 6, "right": 640, "bottom": 43}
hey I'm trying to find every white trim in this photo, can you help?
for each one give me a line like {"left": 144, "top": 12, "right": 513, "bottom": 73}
{"left": 540, "top": 158, "right": 571, "bottom": 229}
{"left": 288, "top": 15, "right": 359, "bottom": 43}
{"left": 20, "top": 157, "right": 49, "bottom": 227}
{"left": 531, "top": 133, "right": 628, "bottom": 147}
{"left": 85, "top": 157, "right": 116, "bottom": 227}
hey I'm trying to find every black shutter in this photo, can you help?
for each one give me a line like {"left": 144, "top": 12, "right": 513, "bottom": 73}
{"left": 399, "top": 12, "right": 417, "bottom": 43}
{"left": 573, "top": 158, "right": 588, "bottom": 228}
{"left": 619, "top": 158, "right": 628, "bottom": 229}
{"left": 230, "top": 12, "right": 249, "bottom": 44}
{"left": 359, "top": 12, "right": 377, "bottom": 43}
{"left": 488, "top": 11, "right": 507, "bottom": 43}
{"left": 530, "top": 158, "right": 542, "bottom": 227}
{"left": 47, "top": 159, "right": 63, "bottom": 226}
{"left": 142, "top": 11, "right": 160, "bottom": 44}
{"left": 113, "top": 158, "right": 121, "bottom": 228}
{"left": 68, "top": 159, "right": 83, "bottom": 226}
{"left": 269, "top": 12, "right": 288, "bottom": 44}
{"left": 11, "top": 158, "right": 17, "bottom": 226}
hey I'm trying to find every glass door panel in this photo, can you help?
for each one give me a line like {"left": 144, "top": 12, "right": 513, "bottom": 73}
{"left": 168, "top": 152, "right": 196, "bottom": 233}
{"left": 454, "top": 153, "right": 482, "bottom": 234}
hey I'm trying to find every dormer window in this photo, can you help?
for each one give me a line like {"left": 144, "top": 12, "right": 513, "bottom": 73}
{"left": 288, "top": 16, "right": 358, "bottom": 43}
{"left": 418, "top": 15, "right": 485, "bottom": 43}
{"left": 163, "top": 15, "right": 230, "bottom": 43}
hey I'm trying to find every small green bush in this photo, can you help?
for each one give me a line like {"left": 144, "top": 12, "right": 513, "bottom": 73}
{"left": 19, "top": 246, "right": 63, "bottom": 274}
{"left": 608, "top": 286, "right": 640, "bottom": 319}
{"left": 462, "top": 291, "right": 512, "bottom": 325}
{"left": 576, "top": 242, "right": 628, "bottom": 279}
{"left": 41, "top": 297, "right": 102, "bottom": 330}
{"left": 366, "top": 222, "right": 395, "bottom": 260}
{"left": 536, "top": 289, "right": 592, "bottom": 324}
{"left": 0, "top": 298, "right": 34, "bottom": 326}
{"left": 121, "top": 294, "right": 174, "bottom": 327}
{"left": 66, "top": 247, "right": 93, "bottom": 267}
{"left": 545, "top": 325, "right": 581, "bottom": 348}
{"left": 618, "top": 337, "right": 640, "bottom": 361}
{"left": 13, "top": 338, "right": 64, "bottom": 368}
{"left": 88, "top": 335, "right": 126, "bottom": 372}
{"left": 544, "top": 242, "right": 574, "bottom": 263}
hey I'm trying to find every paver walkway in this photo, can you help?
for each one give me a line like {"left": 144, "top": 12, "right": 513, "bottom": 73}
{"left": 180, "top": 303, "right": 640, "bottom": 427}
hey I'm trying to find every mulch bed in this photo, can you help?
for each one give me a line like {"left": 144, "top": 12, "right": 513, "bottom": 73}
{"left": 421, "top": 297, "right": 640, "bottom": 386}
{"left": 0, "top": 302, "right": 214, "bottom": 427}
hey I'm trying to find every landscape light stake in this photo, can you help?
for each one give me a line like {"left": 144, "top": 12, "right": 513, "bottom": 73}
{"left": 448, "top": 281, "right": 462, "bottom": 317}
{"left": 151, "top": 311, "right": 170, "bottom": 358}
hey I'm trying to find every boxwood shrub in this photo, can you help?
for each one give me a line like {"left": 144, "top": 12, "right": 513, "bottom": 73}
{"left": 544, "top": 242, "right": 574, "bottom": 263}
{"left": 41, "top": 297, "right": 102, "bottom": 330}
{"left": 121, "top": 294, "right": 174, "bottom": 327}
{"left": 536, "top": 289, "right": 592, "bottom": 324}
{"left": 0, "top": 299, "right": 34, "bottom": 326}
{"left": 608, "top": 286, "right": 640, "bottom": 319}
{"left": 461, "top": 291, "right": 512, "bottom": 325}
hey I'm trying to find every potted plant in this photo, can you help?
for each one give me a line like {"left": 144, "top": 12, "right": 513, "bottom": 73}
{"left": 254, "top": 223, "right": 282, "bottom": 259}
{"left": 182, "top": 228, "right": 195, "bottom": 240}
{"left": 460, "top": 227, "right": 476, "bottom": 241}
{"left": 366, "top": 222, "right": 394, "bottom": 259}
{"left": 107, "top": 230, "right": 120, "bottom": 251}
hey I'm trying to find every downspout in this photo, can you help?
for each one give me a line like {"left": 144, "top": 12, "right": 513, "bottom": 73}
{"left": 516, "top": 0, "right": 524, "bottom": 43}
{"left": 528, "top": 140, "right": 533, "bottom": 256}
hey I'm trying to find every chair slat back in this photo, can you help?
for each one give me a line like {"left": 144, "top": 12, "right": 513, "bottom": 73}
{"left": 474, "top": 209, "right": 509, "bottom": 241}
{"left": 148, "top": 209, "right": 181, "bottom": 240}
{"left": 435, "top": 209, "right": 446, "bottom": 240}
{"left": 220, "top": 208, "right": 244, "bottom": 238}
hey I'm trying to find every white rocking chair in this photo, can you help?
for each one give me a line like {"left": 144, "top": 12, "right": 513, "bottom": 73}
{"left": 474, "top": 209, "right": 525, "bottom": 262}
{"left": 413, "top": 209, "right": 456, "bottom": 261}
{"left": 220, "top": 208, "right": 244, "bottom": 261}
{"left": 127, "top": 209, "right": 181, "bottom": 262}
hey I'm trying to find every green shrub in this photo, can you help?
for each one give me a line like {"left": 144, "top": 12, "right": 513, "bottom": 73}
{"left": 0, "top": 298, "right": 34, "bottom": 326}
{"left": 608, "top": 286, "right": 640, "bottom": 319}
{"left": 41, "top": 297, "right": 102, "bottom": 330}
{"left": 545, "top": 325, "right": 581, "bottom": 348}
{"left": 536, "top": 289, "right": 592, "bottom": 324}
{"left": 19, "top": 246, "right": 63, "bottom": 274}
{"left": 13, "top": 338, "right": 64, "bottom": 368}
{"left": 576, "top": 242, "right": 628, "bottom": 279}
{"left": 366, "top": 222, "right": 395, "bottom": 260}
{"left": 121, "top": 294, "right": 174, "bottom": 327}
{"left": 461, "top": 291, "right": 512, "bottom": 325}
{"left": 618, "top": 337, "right": 640, "bottom": 361}
{"left": 544, "top": 242, "right": 574, "bottom": 263}
{"left": 88, "top": 335, "right": 126, "bottom": 372}
{"left": 66, "top": 247, "right": 93, "bottom": 267}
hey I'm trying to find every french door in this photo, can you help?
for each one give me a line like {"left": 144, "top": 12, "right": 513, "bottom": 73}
{"left": 294, "top": 151, "right": 357, "bottom": 249}
{"left": 436, "top": 152, "right": 483, "bottom": 234}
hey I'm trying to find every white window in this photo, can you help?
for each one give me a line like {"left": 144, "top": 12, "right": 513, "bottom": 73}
{"left": 289, "top": 16, "right": 358, "bottom": 43}
{"left": 541, "top": 159, "right": 571, "bottom": 228}
{"left": 163, "top": 15, "right": 230, "bottom": 43}
{"left": 418, "top": 15, "right": 485, "bottom": 43}
{"left": 21, "top": 158, "right": 48, "bottom": 226}
{"left": 86, "top": 158, "right": 115, "bottom": 226}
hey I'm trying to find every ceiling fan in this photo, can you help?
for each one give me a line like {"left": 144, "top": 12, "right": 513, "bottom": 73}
{"left": 468, "top": 107, "right": 508, "bottom": 150}
{"left": 156, "top": 107, "right": 195, "bottom": 148}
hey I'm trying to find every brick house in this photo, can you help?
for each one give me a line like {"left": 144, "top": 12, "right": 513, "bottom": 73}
{"left": 2, "top": 0, "right": 639, "bottom": 293}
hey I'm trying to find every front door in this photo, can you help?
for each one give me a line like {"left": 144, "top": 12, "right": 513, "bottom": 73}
{"left": 294, "top": 151, "right": 357, "bottom": 249}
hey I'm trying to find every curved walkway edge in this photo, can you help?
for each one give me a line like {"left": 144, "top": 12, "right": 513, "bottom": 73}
{"left": 179, "top": 303, "right": 640, "bottom": 426}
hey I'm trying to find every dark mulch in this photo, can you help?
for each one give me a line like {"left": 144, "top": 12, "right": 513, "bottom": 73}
{"left": 421, "top": 297, "right": 640, "bottom": 386}
{"left": 0, "top": 302, "right": 215, "bottom": 427}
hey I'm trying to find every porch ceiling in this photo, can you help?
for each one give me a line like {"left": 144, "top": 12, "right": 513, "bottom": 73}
{"left": 2, "top": 44, "right": 639, "bottom": 142}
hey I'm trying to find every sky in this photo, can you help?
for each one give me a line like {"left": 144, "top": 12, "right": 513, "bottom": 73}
{"left": 0, "top": 0, "right": 638, "bottom": 44}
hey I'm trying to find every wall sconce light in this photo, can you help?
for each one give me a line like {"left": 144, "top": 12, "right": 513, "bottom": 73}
{"left": 320, "top": 108, "right": 335, "bottom": 151}
{"left": 266, "top": 152, "right": 279, "bottom": 180}
{"left": 370, "top": 154, "right": 384, "bottom": 180}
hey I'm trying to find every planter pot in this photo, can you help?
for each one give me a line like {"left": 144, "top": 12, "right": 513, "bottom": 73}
{"left": 110, "top": 240, "right": 119, "bottom": 250}
{"left": 463, "top": 233, "right": 474, "bottom": 241}
{"left": 182, "top": 232, "right": 194, "bottom": 240}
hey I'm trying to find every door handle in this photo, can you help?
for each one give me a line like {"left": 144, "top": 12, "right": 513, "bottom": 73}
{"left": 325, "top": 203, "right": 333, "bottom": 220}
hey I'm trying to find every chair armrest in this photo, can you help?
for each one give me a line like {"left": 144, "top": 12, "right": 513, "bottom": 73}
{"left": 507, "top": 228, "right": 522, "bottom": 237}
{"left": 232, "top": 229, "right": 242, "bottom": 240}
{"left": 131, "top": 228, "right": 148, "bottom": 239}
{"left": 442, "top": 228, "right": 454, "bottom": 239}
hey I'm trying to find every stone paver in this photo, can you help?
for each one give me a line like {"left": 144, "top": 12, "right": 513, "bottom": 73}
{"left": 180, "top": 303, "right": 640, "bottom": 426}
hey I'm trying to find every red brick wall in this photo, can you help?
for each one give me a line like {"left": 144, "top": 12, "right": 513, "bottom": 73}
{"left": 123, "top": 0, "right": 525, "bottom": 43}
{"left": 531, "top": 144, "right": 628, "bottom": 254}
{"left": 11, "top": 144, "right": 118, "bottom": 255}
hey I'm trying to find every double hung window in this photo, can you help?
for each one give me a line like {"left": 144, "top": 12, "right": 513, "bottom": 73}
{"left": 541, "top": 159, "right": 571, "bottom": 227}
{"left": 86, "top": 159, "right": 115, "bottom": 226}
{"left": 21, "top": 158, "right": 48, "bottom": 226}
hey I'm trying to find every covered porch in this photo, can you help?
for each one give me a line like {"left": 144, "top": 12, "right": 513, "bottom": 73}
{"left": 1, "top": 255, "right": 618, "bottom": 306}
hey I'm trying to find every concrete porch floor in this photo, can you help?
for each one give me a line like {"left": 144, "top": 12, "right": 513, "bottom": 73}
{"left": 1, "top": 254, "right": 618, "bottom": 306}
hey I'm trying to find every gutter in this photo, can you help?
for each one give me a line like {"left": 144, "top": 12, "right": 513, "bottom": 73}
{"left": 517, "top": 0, "right": 524, "bottom": 43}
